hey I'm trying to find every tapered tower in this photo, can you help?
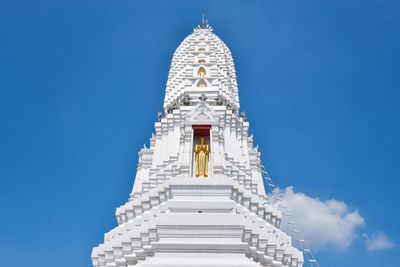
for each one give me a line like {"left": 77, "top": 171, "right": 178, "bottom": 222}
{"left": 92, "top": 21, "right": 304, "bottom": 267}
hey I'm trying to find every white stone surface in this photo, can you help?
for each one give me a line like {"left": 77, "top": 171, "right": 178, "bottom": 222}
{"left": 92, "top": 23, "right": 303, "bottom": 267}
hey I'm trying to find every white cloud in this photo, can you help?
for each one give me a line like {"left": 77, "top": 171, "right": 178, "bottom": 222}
{"left": 364, "top": 232, "right": 396, "bottom": 251}
{"left": 272, "top": 187, "right": 365, "bottom": 251}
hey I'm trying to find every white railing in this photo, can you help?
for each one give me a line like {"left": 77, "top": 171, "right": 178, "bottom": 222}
{"left": 261, "top": 164, "right": 320, "bottom": 267}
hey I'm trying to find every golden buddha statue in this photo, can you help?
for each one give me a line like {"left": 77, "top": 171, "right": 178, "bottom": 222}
{"left": 198, "top": 67, "right": 206, "bottom": 78}
{"left": 195, "top": 137, "right": 209, "bottom": 177}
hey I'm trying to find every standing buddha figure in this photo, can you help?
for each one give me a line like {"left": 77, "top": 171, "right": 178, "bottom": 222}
{"left": 195, "top": 137, "right": 209, "bottom": 177}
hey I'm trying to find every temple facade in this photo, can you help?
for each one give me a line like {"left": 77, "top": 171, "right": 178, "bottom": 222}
{"left": 91, "top": 21, "right": 304, "bottom": 267}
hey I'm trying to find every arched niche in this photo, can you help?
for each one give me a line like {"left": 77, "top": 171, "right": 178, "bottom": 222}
{"left": 197, "top": 79, "right": 207, "bottom": 88}
{"left": 198, "top": 67, "right": 206, "bottom": 78}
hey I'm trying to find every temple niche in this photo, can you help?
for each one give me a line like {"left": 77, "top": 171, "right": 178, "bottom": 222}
{"left": 191, "top": 125, "right": 211, "bottom": 178}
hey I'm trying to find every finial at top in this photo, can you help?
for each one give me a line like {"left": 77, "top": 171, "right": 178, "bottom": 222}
{"left": 201, "top": 14, "right": 207, "bottom": 29}
{"left": 196, "top": 14, "right": 212, "bottom": 31}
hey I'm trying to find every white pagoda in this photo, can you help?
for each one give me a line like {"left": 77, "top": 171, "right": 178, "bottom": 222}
{"left": 92, "top": 20, "right": 304, "bottom": 267}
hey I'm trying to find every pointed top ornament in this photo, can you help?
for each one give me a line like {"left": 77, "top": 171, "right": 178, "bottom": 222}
{"left": 197, "top": 14, "right": 212, "bottom": 31}
{"left": 199, "top": 93, "right": 207, "bottom": 102}
{"left": 157, "top": 112, "right": 163, "bottom": 122}
{"left": 201, "top": 14, "right": 207, "bottom": 29}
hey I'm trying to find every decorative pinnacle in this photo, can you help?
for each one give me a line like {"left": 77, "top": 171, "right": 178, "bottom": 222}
{"left": 196, "top": 14, "right": 212, "bottom": 31}
{"left": 157, "top": 112, "right": 163, "bottom": 122}
{"left": 199, "top": 93, "right": 207, "bottom": 102}
{"left": 201, "top": 14, "right": 207, "bottom": 29}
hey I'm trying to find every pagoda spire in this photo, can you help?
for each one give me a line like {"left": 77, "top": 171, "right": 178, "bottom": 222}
{"left": 198, "top": 14, "right": 211, "bottom": 30}
{"left": 201, "top": 14, "right": 207, "bottom": 28}
{"left": 92, "top": 22, "right": 304, "bottom": 267}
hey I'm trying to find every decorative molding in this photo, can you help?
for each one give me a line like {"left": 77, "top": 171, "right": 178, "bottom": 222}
{"left": 187, "top": 101, "right": 215, "bottom": 125}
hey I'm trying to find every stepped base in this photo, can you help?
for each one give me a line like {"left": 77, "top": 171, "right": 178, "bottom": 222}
{"left": 93, "top": 177, "right": 303, "bottom": 267}
{"left": 138, "top": 253, "right": 260, "bottom": 267}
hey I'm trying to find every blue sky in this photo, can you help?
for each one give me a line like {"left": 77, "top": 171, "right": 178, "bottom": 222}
{"left": 0, "top": 1, "right": 399, "bottom": 266}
